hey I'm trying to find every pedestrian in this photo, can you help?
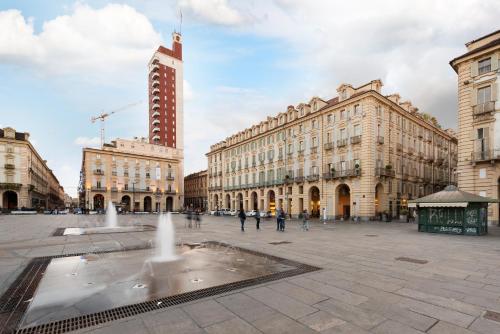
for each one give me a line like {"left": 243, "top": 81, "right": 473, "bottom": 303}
{"left": 302, "top": 210, "right": 310, "bottom": 231}
{"left": 238, "top": 210, "right": 246, "bottom": 231}
{"left": 322, "top": 207, "right": 327, "bottom": 224}
{"left": 279, "top": 209, "right": 286, "bottom": 232}
{"left": 195, "top": 210, "right": 201, "bottom": 228}
{"left": 255, "top": 210, "right": 261, "bottom": 230}
{"left": 276, "top": 208, "right": 281, "bottom": 231}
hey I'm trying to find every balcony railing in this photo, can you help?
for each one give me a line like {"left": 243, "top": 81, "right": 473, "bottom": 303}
{"left": 375, "top": 168, "right": 395, "bottom": 178}
{"left": 152, "top": 119, "right": 160, "bottom": 126}
{"left": 152, "top": 64, "right": 159, "bottom": 71}
{"left": 471, "top": 150, "right": 500, "bottom": 163}
{"left": 152, "top": 111, "right": 160, "bottom": 117}
{"left": 91, "top": 186, "right": 107, "bottom": 191}
{"left": 4, "top": 163, "right": 14, "bottom": 170}
{"left": 152, "top": 80, "right": 160, "bottom": 87}
{"left": 473, "top": 102, "right": 495, "bottom": 116}
{"left": 152, "top": 88, "right": 160, "bottom": 94}
{"left": 152, "top": 103, "right": 160, "bottom": 110}
{"left": 294, "top": 176, "right": 305, "bottom": 183}
{"left": 306, "top": 174, "right": 319, "bottom": 182}
{"left": 396, "top": 143, "right": 402, "bottom": 152}
{"left": 310, "top": 146, "right": 318, "bottom": 154}
{"left": 350, "top": 135, "right": 362, "bottom": 144}
{"left": 111, "top": 187, "right": 118, "bottom": 192}
{"left": 337, "top": 139, "right": 348, "bottom": 147}
{"left": 324, "top": 142, "right": 334, "bottom": 150}
{"left": 297, "top": 149, "right": 305, "bottom": 157}
{"left": 152, "top": 127, "right": 160, "bottom": 133}
{"left": 93, "top": 170, "right": 104, "bottom": 175}
{"left": 377, "top": 136, "right": 384, "bottom": 144}
{"left": 152, "top": 95, "right": 160, "bottom": 102}
{"left": 324, "top": 168, "right": 362, "bottom": 179}
{"left": 152, "top": 72, "right": 159, "bottom": 80}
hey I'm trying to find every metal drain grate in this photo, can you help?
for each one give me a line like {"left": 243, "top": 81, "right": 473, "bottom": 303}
{"left": 365, "top": 234, "right": 378, "bottom": 237}
{"left": 52, "top": 228, "right": 65, "bottom": 236}
{"left": 1, "top": 242, "right": 320, "bottom": 334}
{"left": 484, "top": 310, "right": 500, "bottom": 323}
{"left": 395, "top": 257, "right": 428, "bottom": 264}
{"left": 268, "top": 241, "right": 292, "bottom": 245}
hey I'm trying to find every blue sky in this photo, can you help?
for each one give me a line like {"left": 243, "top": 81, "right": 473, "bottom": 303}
{"left": 0, "top": 1, "right": 499, "bottom": 196}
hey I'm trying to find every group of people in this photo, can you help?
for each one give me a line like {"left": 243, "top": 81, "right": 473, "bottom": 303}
{"left": 237, "top": 208, "right": 311, "bottom": 232}
{"left": 185, "top": 209, "right": 202, "bottom": 228}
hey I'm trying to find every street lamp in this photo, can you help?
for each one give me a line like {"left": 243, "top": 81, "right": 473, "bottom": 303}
{"left": 132, "top": 182, "right": 136, "bottom": 213}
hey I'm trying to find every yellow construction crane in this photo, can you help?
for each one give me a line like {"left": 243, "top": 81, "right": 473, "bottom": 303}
{"left": 91, "top": 101, "right": 142, "bottom": 148}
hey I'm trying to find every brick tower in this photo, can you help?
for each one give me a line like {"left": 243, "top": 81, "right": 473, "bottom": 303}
{"left": 148, "top": 32, "right": 183, "bottom": 149}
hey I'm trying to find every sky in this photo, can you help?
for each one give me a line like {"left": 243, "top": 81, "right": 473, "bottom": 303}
{"left": 0, "top": 0, "right": 499, "bottom": 197}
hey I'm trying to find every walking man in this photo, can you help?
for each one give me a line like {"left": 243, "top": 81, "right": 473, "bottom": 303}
{"left": 302, "top": 210, "right": 310, "bottom": 231}
{"left": 276, "top": 208, "right": 281, "bottom": 231}
{"left": 255, "top": 210, "right": 261, "bottom": 230}
{"left": 238, "top": 210, "right": 246, "bottom": 231}
{"left": 279, "top": 209, "right": 286, "bottom": 232}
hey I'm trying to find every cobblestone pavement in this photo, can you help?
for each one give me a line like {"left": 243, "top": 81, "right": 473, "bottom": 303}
{"left": 2, "top": 214, "right": 500, "bottom": 333}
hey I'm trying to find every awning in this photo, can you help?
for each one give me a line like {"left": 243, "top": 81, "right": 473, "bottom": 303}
{"left": 410, "top": 202, "right": 468, "bottom": 208}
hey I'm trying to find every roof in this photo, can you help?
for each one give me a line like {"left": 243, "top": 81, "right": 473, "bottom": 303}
{"left": 450, "top": 33, "right": 500, "bottom": 72}
{"left": 409, "top": 185, "right": 498, "bottom": 206}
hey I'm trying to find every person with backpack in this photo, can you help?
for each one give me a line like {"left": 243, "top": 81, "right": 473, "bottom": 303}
{"left": 255, "top": 210, "right": 261, "bottom": 230}
{"left": 302, "top": 209, "right": 310, "bottom": 231}
{"left": 238, "top": 210, "right": 246, "bottom": 231}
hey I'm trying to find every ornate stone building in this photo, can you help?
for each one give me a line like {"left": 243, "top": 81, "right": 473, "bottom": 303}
{"left": 79, "top": 137, "right": 183, "bottom": 212}
{"left": 450, "top": 30, "right": 500, "bottom": 223}
{"left": 0, "top": 127, "right": 64, "bottom": 211}
{"left": 207, "top": 80, "right": 457, "bottom": 220}
{"left": 184, "top": 170, "right": 208, "bottom": 210}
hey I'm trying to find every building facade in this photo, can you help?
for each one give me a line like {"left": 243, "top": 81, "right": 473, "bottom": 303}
{"left": 207, "top": 80, "right": 457, "bottom": 220}
{"left": 0, "top": 127, "right": 65, "bottom": 211}
{"left": 148, "top": 32, "right": 184, "bottom": 149}
{"left": 79, "top": 137, "right": 183, "bottom": 212}
{"left": 450, "top": 30, "right": 500, "bottom": 224}
{"left": 184, "top": 170, "right": 208, "bottom": 210}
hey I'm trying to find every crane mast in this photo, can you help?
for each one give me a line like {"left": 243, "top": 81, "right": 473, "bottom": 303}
{"left": 91, "top": 101, "right": 142, "bottom": 148}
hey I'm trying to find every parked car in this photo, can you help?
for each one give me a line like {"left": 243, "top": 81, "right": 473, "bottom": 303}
{"left": 246, "top": 210, "right": 257, "bottom": 217}
{"left": 260, "top": 211, "right": 272, "bottom": 218}
{"left": 229, "top": 210, "right": 238, "bottom": 216}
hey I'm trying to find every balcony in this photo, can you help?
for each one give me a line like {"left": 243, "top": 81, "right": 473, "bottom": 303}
{"left": 4, "top": 163, "right": 14, "bottom": 170}
{"left": 152, "top": 127, "right": 160, "bottom": 133}
{"left": 152, "top": 95, "right": 160, "bottom": 103}
{"left": 93, "top": 169, "right": 104, "bottom": 175}
{"left": 402, "top": 173, "right": 409, "bottom": 180}
{"left": 310, "top": 146, "right": 318, "bottom": 154}
{"left": 337, "top": 139, "right": 348, "bottom": 148}
{"left": 277, "top": 155, "right": 283, "bottom": 162}
{"left": 377, "top": 136, "right": 384, "bottom": 144}
{"left": 91, "top": 186, "right": 107, "bottom": 191}
{"left": 375, "top": 167, "right": 395, "bottom": 178}
{"left": 396, "top": 143, "right": 402, "bottom": 152}
{"left": 152, "top": 119, "right": 160, "bottom": 126}
{"left": 152, "top": 88, "right": 160, "bottom": 95}
{"left": 350, "top": 135, "right": 362, "bottom": 144}
{"left": 0, "top": 182, "right": 22, "bottom": 190}
{"left": 418, "top": 152, "right": 425, "bottom": 160}
{"left": 152, "top": 103, "right": 160, "bottom": 110}
{"left": 328, "top": 168, "right": 362, "bottom": 179}
{"left": 306, "top": 174, "right": 319, "bottom": 182}
{"left": 151, "top": 64, "right": 159, "bottom": 71}
{"left": 166, "top": 175, "right": 175, "bottom": 180}
{"left": 297, "top": 149, "right": 305, "bottom": 157}
{"left": 152, "top": 135, "right": 160, "bottom": 141}
{"left": 152, "top": 111, "right": 160, "bottom": 117}
{"left": 324, "top": 142, "right": 334, "bottom": 150}
{"left": 152, "top": 72, "right": 159, "bottom": 80}
{"left": 152, "top": 80, "right": 160, "bottom": 87}
{"left": 294, "top": 176, "right": 305, "bottom": 183}
{"left": 471, "top": 150, "right": 500, "bottom": 163}
{"left": 473, "top": 102, "right": 495, "bottom": 116}
{"left": 111, "top": 187, "right": 118, "bottom": 192}
{"left": 218, "top": 171, "right": 222, "bottom": 176}
{"left": 436, "top": 157, "right": 444, "bottom": 165}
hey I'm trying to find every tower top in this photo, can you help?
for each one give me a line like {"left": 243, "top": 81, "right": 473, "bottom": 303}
{"left": 173, "top": 32, "right": 182, "bottom": 44}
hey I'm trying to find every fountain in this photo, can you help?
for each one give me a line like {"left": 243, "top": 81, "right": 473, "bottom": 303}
{"left": 153, "top": 213, "right": 178, "bottom": 262}
{"left": 105, "top": 201, "right": 118, "bottom": 228}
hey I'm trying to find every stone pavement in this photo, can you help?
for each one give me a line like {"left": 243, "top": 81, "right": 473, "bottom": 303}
{"left": 2, "top": 213, "right": 500, "bottom": 333}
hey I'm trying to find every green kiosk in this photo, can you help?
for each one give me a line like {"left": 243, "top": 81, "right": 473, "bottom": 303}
{"left": 409, "top": 185, "right": 497, "bottom": 236}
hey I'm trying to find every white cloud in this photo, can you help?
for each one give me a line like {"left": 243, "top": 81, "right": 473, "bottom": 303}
{"left": 74, "top": 136, "right": 100, "bottom": 147}
{"left": 0, "top": 4, "right": 162, "bottom": 79}
{"left": 180, "top": 0, "right": 245, "bottom": 26}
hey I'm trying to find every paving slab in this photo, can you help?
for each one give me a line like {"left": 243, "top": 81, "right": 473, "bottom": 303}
{"left": 297, "top": 310, "right": 346, "bottom": 331}
{"left": 216, "top": 293, "right": 276, "bottom": 323}
{"left": 204, "top": 317, "right": 261, "bottom": 334}
{"left": 371, "top": 319, "right": 425, "bottom": 334}
{"left": 252, "top": 312, "right": 317, "bottom": 334}
{"left": 182, "top": 300, "right": 235, "bottom": 328}
{"left": 427, "top": 321, "right": 479, "bottom": 334}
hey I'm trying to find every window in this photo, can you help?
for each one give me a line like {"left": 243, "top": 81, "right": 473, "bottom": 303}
{"left": 354, "top": 124, "right": 361, "bottom": 136}
{"left": 477, "top": 86, "right": 491, "bottom": 105}
{"left": 478, "top": 58, "right": 491, "bottom": 75}
{"left": 340, "top": 110, "right": 345, "bottom": 119}
{"left": 312, "top": 120, "right": 317, "bottom": 129}
{"left": 327, "top": 114, "right": 332, "bottom": 124}
{"left": 354, "top": 104, "right": 361, "bottom": 115}
{"left": 312, "top": 137, "right": 317, "bottom": 147}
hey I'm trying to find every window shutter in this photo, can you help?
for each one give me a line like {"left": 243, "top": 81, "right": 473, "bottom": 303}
{"left": 470, "top": 61, "right": 478, "bottom": 77}
{"left": 471, "top": 88, "right": 477, "bottom": 106}
{"left": 491, "top": 53, "right": 499, "bottom": 71}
